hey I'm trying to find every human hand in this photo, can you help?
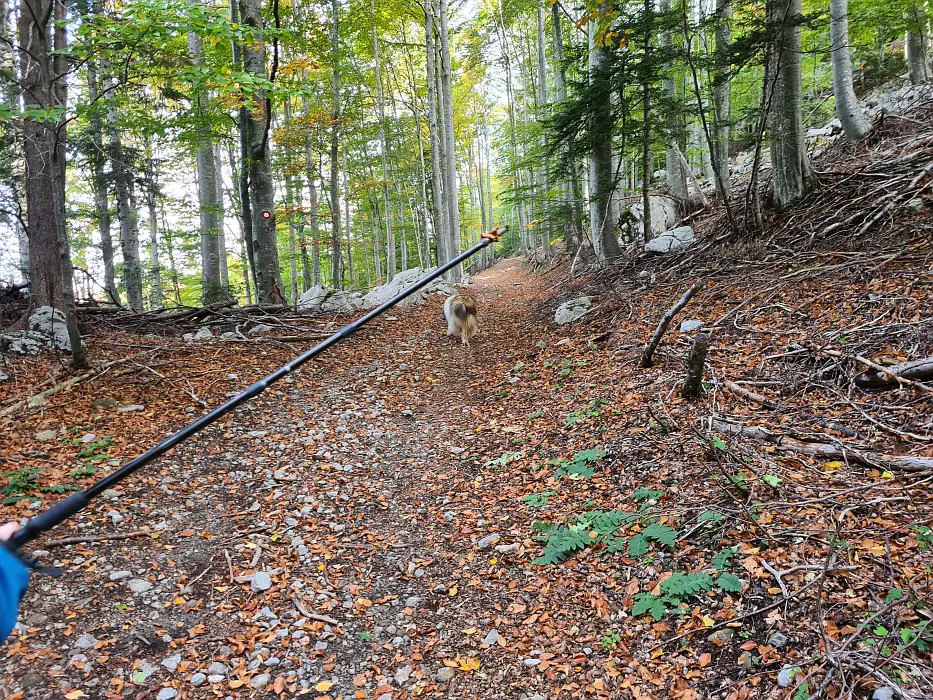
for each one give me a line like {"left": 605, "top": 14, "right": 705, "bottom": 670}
{"left": 0, "top": 523, "right": 19, "bottom": 541}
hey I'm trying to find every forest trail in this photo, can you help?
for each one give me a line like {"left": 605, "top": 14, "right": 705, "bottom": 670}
{"left": 6, "top": 260, "right": 577, "bottom": 699}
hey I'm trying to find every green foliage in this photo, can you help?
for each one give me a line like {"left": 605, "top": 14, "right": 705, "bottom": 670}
{"left": 712, "top": 547, "right": 737, "bottom": 571}
{"left": 716, "top": 573, "right": 744, "bottom": 593}
{"left": 761, "top": 473, "right": 781, "bottom": 488}
{"left": 565, "top": 399, "right": 605, "bottom": 428}
{"left": 2, "top": 466, "right": 41, "bottom": 503}
{"left": 630, "top": 571, "right": 745, "bottom": 620}
{"left": 661, "top": 572, "right": 714, "bottom": 597}
{"left": 521, "top": 490, "right": 557, "bottom": 508}
{"left": 710, "top": 435, "right": 728, "bottom": 452}
{"left": 698, "top": 510, "right": 725, "bottom": 526}
{"left": 484, "top": 452, "right": 524, "bottom": 469}
{"left": 77, "top": 437, "right": 113, "bottom": 464}
{"left": 601, "top": 631, "right": 622, "bottom": 649}
{"left": 885, "top": 588, "right": 904, "bottom": 603}
{"left": 914, "top": 525, "right": 932, "bottom": 552}
{"left": 533, "top": 509, "right": 640, "bottom": 565}
{"left": 552, "top": 448, "right": 607, "bottom": 479}
{"left": 632, "top": 487, "right": 663, "bottom": 502}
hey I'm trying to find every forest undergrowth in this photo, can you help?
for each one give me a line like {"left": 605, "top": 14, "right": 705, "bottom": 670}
{"left": 0, "top": 113, "right": 932, "bottom": 700}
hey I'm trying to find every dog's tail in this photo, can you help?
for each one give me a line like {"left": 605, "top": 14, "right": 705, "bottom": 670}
{"left": 452, "top": 300, "right": 469, "bottom": 320}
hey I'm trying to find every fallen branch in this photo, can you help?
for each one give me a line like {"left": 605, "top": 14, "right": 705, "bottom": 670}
{"left": 854, "top": 356, "right": 933, "bottom": 391}
{"left": 819, "top": 349, "right": 933, "bottom": 395}
{"left": 710, "top": 418, "right": 933, "bottom": 472}
{"left": 45, "top": 527, "right": 152, "bottom": 548}
{"left": 292, "top": 596, "right": 339, "bottom": 625}
{"left": 641, "top": 279, "right": 705, "bottom": 368}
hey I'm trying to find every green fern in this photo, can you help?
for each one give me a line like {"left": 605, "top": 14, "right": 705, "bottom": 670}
{"left": 642, "top": 523, "right": 677, "bottom": 548}
{"left": 632, "top": 593, "right": 668, "bottom": 620}
{"left": 716, "top": 573, "right": 744, "bottom": 593}
{"left": 484, "top": 452, "right": 525, "bottom": 468}
{"left": 628, "top": 534, "right": 650, "bottom": 557}
{"left": 533, "top": 524, "right": 590, "bottom": 565}
{"left": 661, "top": 572, "right": 714, "bottom": 597}
{"left": 712, "top": 547, "right": 737, "bottom": 571}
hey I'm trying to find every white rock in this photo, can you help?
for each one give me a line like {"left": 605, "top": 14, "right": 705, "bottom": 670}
{"left": 248, "top": 324, "right": 273, "bottom": 335}
{"left": 628, "top": 196, "right": 679, "bottom": 236}
{"left": 362, "top": 268, "right": 456, "bottom": 310}
{"left": 554, "top": 297, "right": 591, "bottom": 325}
{"left": 28, "top": 306, "right": 71, "bottom": 351}
{"left": 192, "top": 326, "right": 213, "bottom": 340}
{"left": 249, "top": 673, "right": 271, "bottom": 690}
{"left": 394, "top": 664, "right": 412, "bottom": 685}
{"left": 161, "top": 654, "right": 182, "bottom": 672}
{"left": 116, "top": 404, "right": 146, "bottom": 413}
{"left": 777, "top": 666, "right": 795, "bottom": 688}
{"left": 680, "top": 320, "right": 704, "bottom": 333}
{"left": 297, "top": 285, "right": 327, "bottom": 312}
{"left": 128, "top": 579, "right": 154, "bottom": 594}
{"left": 73, "top": 633, "right": 98, "bottom": 649}
{"left": 206, "top": 662, "right": 228, "bottom": 676}
{"left": 321, "top": 290, "right": 365, "bottom": 315}
{"left": 872, "top": 688, "right": 894, "bottom": 700}
{"left": 645, "top": 226, "right": 695, "bottom": 254}
{"left": 157, "top": 688, "right": 178, "bottom": 700}
{"left": 190, "top": 673, "right": 207, "bottom": 687}
{"left": 251, "top": 571, "right": 273, "bottom": 592}
{"left": 481, "top": 629, "right": 499, "bottom": 646}
{"left": 109, "top": 570, "right": 132, "bottom": 581}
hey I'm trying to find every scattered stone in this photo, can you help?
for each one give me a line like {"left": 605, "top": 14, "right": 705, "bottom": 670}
{"left": 362, "top": 268, "right": 455, "bottom": 310}
{"left": 872, "top": 688, "right": 894, "bottom": 700}
{"left": 101, "top": 489, "right": 123, "bottom": 501}
{"left": 116, "top": 404, "right": 146, "bottom": 413}
{"left": 73, "top": 633, "right": 98, "bottom": 650}
{"left": 0, "top": 372, "right": 8, "bottom": 383}
{"left": 109, "top": 570, "right": 132, "bottom": 581}
{"left": 680, "top": 319, "right": 704, "bottom": 333}
{"left": 81, "top": 433, "right": 96, "bottom": 443}
{"left": 251, "top": 571, "right": 273, "bottom": 592}
{"left": 156, "top": 689, "right": 178, "bottom": 700}
{"left": 777, "top": 666, "right": 795, "bottom": 688}
{"left": 707, "top": 628, "right": 733, "bottom": 645}
{"left": 35, "top": 430, "right": 58, "bottom": 442}
{"left": 376, "top": 694, "right": 393, "bottom": 700}
{"left": 263, "top": 657, "right": 280, "bottom": 667}
{"left": 394, "top": 664, "right": 412, "bottom": 685}
{"left": 190, "top": 673, "right": 207, "bottom": 687}
{"left": 92, "top": 398, "right": 118, "bottom": 408}
{"left": 476, "top": 533, "right": 500, "bottom": 549}
{"left": 628, "top": 195, "right": 679, "bottom": 236}
{"left": 523, "top": 658, "right": 542, "bottom": 667}
{"left": 405, "top": 596, "right": 422, "bottom": 608}
{"left": 0, "top": 332, "right": 45, "bottom": 356}
{"left": 738, "top": 651, "right": 756, "bottom": 672}
{"left": 248, "top": 324, "right": 273, "bottom": 335}
{"left": 127, "top": 579, "right": 154, "bottom": 594}
{"left": 434, "top": 667, "right": 456, "bottom": 683}
{"left": 297, "top": 285, "right": 328, "bottom": 312}
{"left": 207, "top": 674, "right": 224, "bottom": 684}
{"left": 206, "top": 662, "right": 228, "bottom": 676}
{"left": 249, "top": 673, "right": 271, "bottom": 690}
{"left": 481, "top": 629, "right": 500, "bottom": 646}
{"left": 108, "top": 510, "right": 124, "bottom": 525}
{"left": 21, "top": 672, "right": 44, "bottom": 688}
{"left": 24, "top": 612, "right": 47, "bottom": 626}
{"left": 645, "top": 225, "right": 696, "bottom": 254}
{"left": 494, "top": 542, "right": 519, "bottom": 554}
{"left": 161, "top": 654, "right": 182, "bottom": 672}
{"left": 768, "top": 631, "right": 789, "bottom": 649}
{"left": 554, "top": 297, "right": 591, "bottom": 325}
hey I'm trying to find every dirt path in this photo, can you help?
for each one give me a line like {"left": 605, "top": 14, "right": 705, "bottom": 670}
{"left": 5, "top": 261, "right": 569, "bottom": 700}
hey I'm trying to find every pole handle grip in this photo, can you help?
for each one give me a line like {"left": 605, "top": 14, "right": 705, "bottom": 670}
{"left": 7, "top": 491, "right": 89, "bottom": 550}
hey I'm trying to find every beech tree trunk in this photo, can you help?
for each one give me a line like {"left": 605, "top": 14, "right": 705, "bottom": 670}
{"left": 302, "top": 111, "right": 323, "bottom": 287}
{"left": 767, "top": 0, "right": 811, "bottom": 211}
{"left": 438, "top": 0, "right": 461, "bottom": 280}
{"left": 373, "top": 8, "right": 395, "bottom": 279}
{"left": 905, "top": 5, "right": 929, "bottom": 85}
{"left": 829, "top": 0, "right": 870, "bottom": 141}
{"left": 231, "top": 0, "right": 257, "bottom": 298}
{"left": 189, "top": 30, "right": 222, "bottom": 303}
{"left": 661, "top": 0, "right": 688, "bottom": 200}
{"left": 240, "top": 0, "right": 285, "bottom": 304}
{"left": 425, "top": 1, "right": 447, "bottom": 272}
{"left": 713, "top": 0, "right": 732, "bottom": 189}
{"left": 214, "top": 146, "right": 228, "bottom": 289}
{"left": 329, "top": 0, "right": 343, "bottom": 288}
{"left": 144, "top": 152, "right": 163, "bottom": 308}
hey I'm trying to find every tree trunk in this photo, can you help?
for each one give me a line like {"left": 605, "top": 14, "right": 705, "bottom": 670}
{"left": 144, "top": 153, "right": 163, "bottom": 309}
{"left": 767, "top": 0, "right": 811, "bottom": 211}
{"left": 661, "top": 0, "right": 688, "bottom": 200}
{"left": 905, "top": 4, "right": 929, "bottom": 85}
{"left": 231, "top": 0, "right": 258, "bottom": 297}
{"left": 18, "top": 0, "right": 65, "bottom": 312}
{"left": 86, "top": 41, "right": 119, "bottom": 306}
{"left": 829, "top": 0, "right": 870, "bottom": 141}
{"left": 425, "top": 1, "right": 447, "bottom": 273}
{"left": 536, "top": 0, "right": 550, "bottom": 244}
{"left": 329, "top": 0, "right": 343, "bottom": 288}
{"left": 641, "top": 0, "right": 653, "bottom": 244}
{"left": 713, "top": 0, "right": 732, "bottom": 189}
{"left": 372, "top": 9, "right": 396, "bottom": 280}
{"left": 189, "top": 30, "right": 222, "bottom": 304}
{"left": 240, "top": 0, "right": 285, "bottom": 304}
{"left": 302, "top": 111, "right": 323, "bottom": 287}
{"left": 438, "top": 0, "right": 461, "bottom": 281}
{"left": 103, "top": 73, "right": 143, "bottom": 312}
{"left": 498, "top": 11, "right": 527, "bottom": 253}
{"left": 588, "top": 21, "right": 622, "bottom": 258}
{"left": 214, "top": 146, "right": 229, "bottom": 289}
{"left": 341, "top": 147, "right": 354, "bottom": 288}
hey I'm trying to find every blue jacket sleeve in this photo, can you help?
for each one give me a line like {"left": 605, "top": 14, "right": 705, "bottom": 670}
{"left": 0, "top": 546, "right": 30, "bottom": 644}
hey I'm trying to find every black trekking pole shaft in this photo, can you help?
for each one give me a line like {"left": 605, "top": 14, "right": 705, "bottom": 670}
{"left": 8, "top": 228, "right": 505, "bottom": 552}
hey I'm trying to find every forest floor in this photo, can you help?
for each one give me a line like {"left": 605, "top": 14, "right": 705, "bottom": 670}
{"left": 2, "top": 109, "right": 933, "bottom": 699}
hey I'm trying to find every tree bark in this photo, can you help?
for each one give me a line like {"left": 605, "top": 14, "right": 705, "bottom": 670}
{"left": 588, "top": 20, "right": 622, "bottom": 258}
{"left": 144, "top": 152, "right": 163, "bottom": 309}
{"left": 661, "top": 0, "right": 688, "bottom": 200}
{"left": 425, "top": 1, "right": 447, "bottom": 274}
{"left": 905, "top": 4, "right": 929, "bottom": 85}
{"left": 438, "top": 0, "right": 461, "bottom": 281}
{"left": 683, "top": 333, "right": 710, "bottom": 397}
{"left": 829, "top": 0, "right": 870, "bottom": 141}
{"left": 231, "top": 0, "right": 257, "bottom": 298}
{"left": 301, "top": 107, "right": 323, "bottom": 287}
{"left": 240, "top": 0, "right": 285, "bottom": 304}
{"left": 214, "top": 146, "right": 228, "bottom": 289}
{"left": 767, "top": 0, "right": 811, "bottom": 211}
{"left": 372, "top": 6, "right": 396, "bottom": 279}
{"left": 341, "top": 146, "right": 354, "bottom": 288}
{"left": 713, "top": 0, "right": 732, "bottom": 189}
{"left": 329, "top": 0, "right": 343, "bottom": 288}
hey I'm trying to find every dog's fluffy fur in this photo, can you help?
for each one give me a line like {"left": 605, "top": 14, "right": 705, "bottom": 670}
{"left": 444, "top": 294, "right": 478, "bottom": 347}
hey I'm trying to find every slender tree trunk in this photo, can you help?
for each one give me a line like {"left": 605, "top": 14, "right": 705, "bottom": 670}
{"left": 767, "top": 0, "right": 811, "bottom": 211}
{"left": 86, "top": 36, "right": 119, "bottom": 306}
{"left": 661, "top": 0, "right": 688, "bottom": 199}
{"left": 905, "top": 4, "right": 929, "bottom": 85}
{"left": 588, "top": 20, "right": 622, "bottom": 258}
{"left": 536, "top": 0, "right": 550, "bottom": 246}
{"left": 425, "top": 1, "right": 447, "bottom": 273}
{"left": 341, "top": 147, "right": 354, "bottom": 288}
{"left": 231, "top": 0, "right": 258, "bottom": 297}
{"left": 214, "top": 146, "right": 228, "bottom": 289}
{"left": 372, "top": 8, "right": 396, "bottom": 279}
{"left": 498, "top": 12, "right": 527, "bottom": 252}
{"left": 641, "top": 0, "right": 654, "bottom": 244}
{"left": 329, "top": 0, "right": 343, "bottom": 288}
{"left": 240, "top": 0, "right": 285, "bottom": 303}
{"left": 188, "top": 26, "right": 223, "bottom": 303}
{"left": 103, "top": 70, "right": 143, "bottom": 312}
{"left": 144, "top": 152, "right": 163, "bottom": 308}
{"left": 302, "top": 115, "right": 323, "bottom": 287}
{"left": 713, "top": 0, "right": 732, "bottom": 188}
{"left": 829, "top": 0, "right": 870, "bottom": 141}
{"left": 226, "top": 145, "right": 256, "bottom": 301}
{"left": 438, "top": 0, "right": 461, "bottom": 281}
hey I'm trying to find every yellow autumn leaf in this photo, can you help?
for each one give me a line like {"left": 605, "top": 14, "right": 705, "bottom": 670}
{"left": 824, "top": 461, "right": 843, "bottom": 470}
{"left": 443, "top": 659, "right": 459, "bottom": 668}
{"left": 229, "top": 680, "right": 245, "bottom": 688}
{"left": 65, "top": 692, "right": 86, "bottom": 700}
{"left": 448, "top": 586, "right": 458, "bottom": 596}
{"left": 315, "top": 681, "right": 334, "bottom": 692}
{"left": 462, "top": 627, "right": 477, "bottom": 635}
{"left": 882, "top": 470, "right": 894, "bottom": 480}
{"left": 702, "top": 615, "right": 715, "bottom": 627}
{"left": 489, "top": 557, "right": 497, "bottom": 565}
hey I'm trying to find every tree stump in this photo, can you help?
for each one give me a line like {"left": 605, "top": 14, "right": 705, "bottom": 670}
{"left": 683, "top": 332, "right": 709, "bottom": 398}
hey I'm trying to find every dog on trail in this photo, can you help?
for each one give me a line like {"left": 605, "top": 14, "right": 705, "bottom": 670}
{"left": 444, "top": 294, "right": 478, "bottom": 348}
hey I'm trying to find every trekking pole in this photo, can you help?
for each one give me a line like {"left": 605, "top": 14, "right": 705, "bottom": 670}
{"left": 6, "top": 226, "right": 506, "bottom": 566}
